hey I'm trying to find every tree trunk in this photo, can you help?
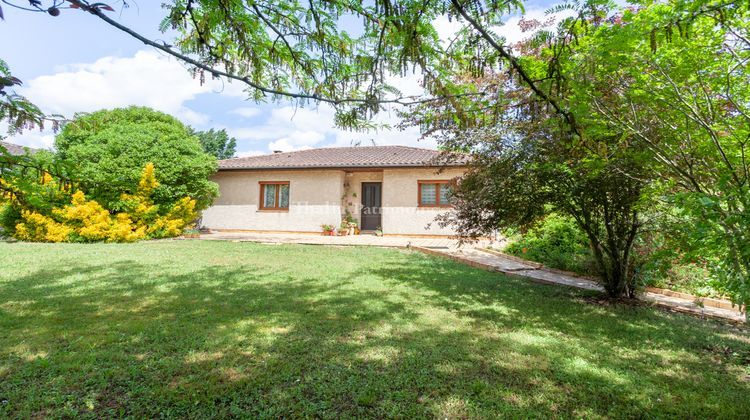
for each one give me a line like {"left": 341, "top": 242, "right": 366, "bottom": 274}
{"left": 577, "top": 215, "right": 639, "bottom": 299}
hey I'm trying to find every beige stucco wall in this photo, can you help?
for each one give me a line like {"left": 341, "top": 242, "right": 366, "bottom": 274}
{"left": 202, "top": 166, "right": 466, "bottom": 235}
{"left": 381, "top": 167, "right": 466, "bottom": 235}
{"left": 202, "top": 169, "right": 344, "bottom": 231}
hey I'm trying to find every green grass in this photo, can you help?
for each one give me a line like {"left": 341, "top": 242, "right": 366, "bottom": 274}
{"left": 1, "top": 241, "right": 748, "bottom": 418}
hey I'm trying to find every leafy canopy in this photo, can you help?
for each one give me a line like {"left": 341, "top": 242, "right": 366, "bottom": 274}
{"left": 55, "top": 106, "right": 218, "bottom": 211}
{"left": 191, "top": 128, "right": 237, "bottom": 160}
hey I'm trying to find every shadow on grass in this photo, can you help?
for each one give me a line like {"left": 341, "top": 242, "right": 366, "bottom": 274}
{"left": 0, "top": 245, "right": 748, "bottom": 418}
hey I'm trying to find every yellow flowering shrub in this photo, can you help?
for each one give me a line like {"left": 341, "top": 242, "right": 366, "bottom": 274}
{"left": 121, "top": 162, "right": 161, "bottom": 224}
{"left": 54, "top": 191, "right": 113, "bottom": 241}
{"left": 138, "top": 162, "right": 158, "bottom": 196}
{"left": 8, "top": 162, "right": 199, "bottom": 243}
{"left": 108, "top": 213, "right": 146, "bottom": 242}
{"left": 40, "top": 172, "right": 54, "bottom": 185}
{"left": 15, "top": 210, "right": 72, "bottom": 242}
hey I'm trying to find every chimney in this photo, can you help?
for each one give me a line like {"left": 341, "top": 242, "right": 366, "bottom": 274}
{"left": 273, "top": 150, "right": 283, "bottom": 154}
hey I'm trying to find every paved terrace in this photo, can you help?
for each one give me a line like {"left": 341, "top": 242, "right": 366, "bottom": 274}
{"left": 198, "top": 231, "right": 746, "bottom": 323}
{"left": 199, "top": 231, "right": 483, "bottom": 249}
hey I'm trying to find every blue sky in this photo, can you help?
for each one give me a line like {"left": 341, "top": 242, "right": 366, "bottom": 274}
{"left": 1, "top": 0, "right": 562, "bottom": 156}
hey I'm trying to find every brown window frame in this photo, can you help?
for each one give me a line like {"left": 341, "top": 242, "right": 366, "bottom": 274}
{"left": 258, "top": 181, "right": 290, "bottom": 211}
{"left": 417, "top": 180, "right": 452, "bottom": 208}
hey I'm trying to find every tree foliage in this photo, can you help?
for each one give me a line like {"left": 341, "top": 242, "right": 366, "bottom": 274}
{"left": 191, "top": 128, "right": 237, "bottom": 160}
{"left": 55, "top": 106, "right": 218, "bottom": 212}
{"left": 517, "top": 0, "right": 750, "bottom": 310}
{"left": 1, "top": 161, "right": 198, "bottom": 242}
{"left": 0, "top": 58, "right": 52, "bottom": 137}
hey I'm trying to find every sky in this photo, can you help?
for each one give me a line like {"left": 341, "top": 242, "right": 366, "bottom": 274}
{"left": 0, "top": 0, "right": 564, "bottom": 157}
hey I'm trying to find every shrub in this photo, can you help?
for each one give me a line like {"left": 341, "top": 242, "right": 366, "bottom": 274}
{"left": 54, "top": 106, "right": 218, "bottom": 211}
{"left": 634, "top": 230, "right": 724, "bottom": 299}
{"left": 14, "top": 210, "right": 72, "bottom": 242}
{"left": 504, "top": 213, "right": 597, "bottom": 276}
{"left": 1, "top": 163, "right": 197, "bottom": 243}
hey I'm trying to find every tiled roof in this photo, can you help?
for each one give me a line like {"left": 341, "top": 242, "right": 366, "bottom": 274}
{"left": 219, "top": 146, "right": 470, "bottom": 170}
{"left": 0, "top": 141, "right": 37, "bottom": 156}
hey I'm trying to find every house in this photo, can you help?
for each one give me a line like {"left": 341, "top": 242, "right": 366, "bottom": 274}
{"left": 201, "top": 146, "right": 469, "bottom": 236}
{"left": 0, "top": 140, "right": 37, "bottom": 156}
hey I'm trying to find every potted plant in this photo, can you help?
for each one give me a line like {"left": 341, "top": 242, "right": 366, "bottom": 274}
{"left": 321, "top": 224, "right": 336, "bottom": 236}
{"left": 339, "top": 221, "right": 350, "bottom": 236}
{"left": 347, "top": 221, "right": 358, "bottom": 236}
{"left": 375, "top": 226, "right": 383, "bottom": 237}
{"left": 182, "top": 228, "right": 201, "bottom": 239}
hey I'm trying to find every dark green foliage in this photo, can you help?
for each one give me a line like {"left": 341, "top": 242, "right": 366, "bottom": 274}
{"left": 0, "top": 203, "right": 20, "bottom": 236}
{"left": 0, "top": 59, "right": 49, "bottom": 135}
{"left": 55, "top": 107, "right": 218, "bottom": 211}
{"left": 191, "top": 128, "right": 237, "bottom": 160}
{"left": 0, "top": 150, "right": 75, "bottom": 234}
{"left": 505, "top": 213, "right": 596, "bottom": 276}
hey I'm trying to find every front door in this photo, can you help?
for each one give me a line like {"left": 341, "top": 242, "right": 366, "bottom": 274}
{"left": 360, "top": 182, "right": 382, "bottom": 231}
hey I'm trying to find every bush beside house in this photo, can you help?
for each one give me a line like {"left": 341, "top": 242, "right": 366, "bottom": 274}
{"left": 55, "top": 106, "right": 218, "bottom": 212}
{"left": 0, "top": 107, "right": 216, "bottom": 242}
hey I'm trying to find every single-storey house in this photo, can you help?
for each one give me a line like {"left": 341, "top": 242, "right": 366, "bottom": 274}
{"left": 201, "top": 146, "right": 469, "bottom": 236}
{"left": 1, "top": 140, "right": 37, "bottom": 156}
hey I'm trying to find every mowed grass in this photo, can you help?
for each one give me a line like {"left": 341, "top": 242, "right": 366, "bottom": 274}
{"left": 1, "top": 241, "right": 749, "bottom": 418}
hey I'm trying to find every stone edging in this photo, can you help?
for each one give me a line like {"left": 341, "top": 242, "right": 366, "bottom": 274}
{"left": 412, "top": 246, "right": 498, "bottom": 272}
{"left": 644, "top": 287, "right": 745, "bottom": 312}
{"left": 482, "top": 248, "right": 746, "bottom": 314}
{"left": 411, "top": 246, "right": 598, "bottom": 290}
{"left": 413, "top": 246, "right": 747, "bottom": 324}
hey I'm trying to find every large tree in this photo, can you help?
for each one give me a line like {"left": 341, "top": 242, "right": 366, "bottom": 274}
{"left": 427, "top": 75, "right": 655, "bottom": 298}
{"left": 529, "top": 1, "right": 750, "bottom": 313}
{"left": 191, "top": 128, "right": 237, "bottom": 160}
{"left": 55, "top": 106, "right": 218, "bottom": 211}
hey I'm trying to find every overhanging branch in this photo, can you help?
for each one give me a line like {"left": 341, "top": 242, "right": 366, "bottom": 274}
{"left": 67, "top": 0, "right": 488, "bottom": 109}
{"left": 450, "top": 0, "right": 582, "bottom": 139}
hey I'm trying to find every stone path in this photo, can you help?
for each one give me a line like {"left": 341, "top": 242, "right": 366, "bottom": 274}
{"left": 197, "top": 231, "right": 746, "bottom": 323}
{"left": 419, "top": 246, "right": 746, "bottom": 323}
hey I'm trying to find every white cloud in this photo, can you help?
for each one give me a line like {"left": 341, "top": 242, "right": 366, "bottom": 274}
{"left": 268, "top": 130, "right": 325, "bottom": 152}
{"left": 230, "top": 107, "right": 262, "bottom": 118}
{"left": 226, "top": 103, "right": 436, "bottom": 156}
{"left": 18, "top": 50, "right": 243, "bottom": 126}
{"left": 495, "top": 8, "right": 577, "bottom": 45}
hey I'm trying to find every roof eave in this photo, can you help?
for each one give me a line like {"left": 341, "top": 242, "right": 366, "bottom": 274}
{"left": 217, "top": 163, "right": 469, "bottom": 171}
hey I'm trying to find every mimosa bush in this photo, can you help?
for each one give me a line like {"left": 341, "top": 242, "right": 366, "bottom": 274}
{"left": 1, "top": 162, "right": 198, "bottom": 243}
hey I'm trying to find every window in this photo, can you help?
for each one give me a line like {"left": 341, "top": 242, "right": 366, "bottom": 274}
{"left": 259, "top": 181, "right": 290, "bottom": 210}
{"left": 418, "top": 180, "right": 452, "bottom": 207}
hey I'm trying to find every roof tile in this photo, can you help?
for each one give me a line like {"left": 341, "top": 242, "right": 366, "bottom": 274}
{"left": 219, "top": 146, "right": 469, "bottom": 170}
{"left": 0, "top": 141, "right": 37, "bottom": 156}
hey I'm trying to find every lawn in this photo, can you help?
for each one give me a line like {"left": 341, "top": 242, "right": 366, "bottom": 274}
{"left": 1, "top": 241, "right": 749, "bottom": 418}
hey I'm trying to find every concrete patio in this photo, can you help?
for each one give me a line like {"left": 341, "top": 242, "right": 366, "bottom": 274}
{"left": 198, "top": 230, "right": 488, "bottom": 249}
